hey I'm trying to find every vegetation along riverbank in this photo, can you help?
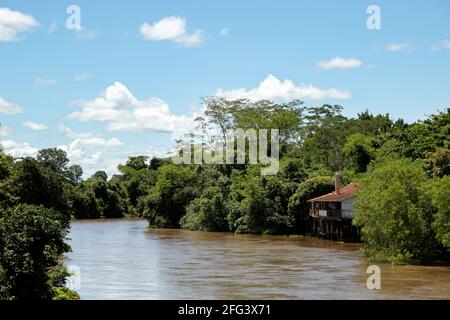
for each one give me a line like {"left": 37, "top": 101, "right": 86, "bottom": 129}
{"left": 1, "top": 99, "right": 449, "bottom": 299}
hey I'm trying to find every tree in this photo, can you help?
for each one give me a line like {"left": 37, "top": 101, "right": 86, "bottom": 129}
{"left": 0, "top": 151, "right": 13, "bottom": 180}
{"left": 143, "top": 165, "right": 196, "bottom": 227}
{"left": 36, "top": 148, "right": 69, "bottom": 174}
{"left": 0, "top": 205, "right": 70, "bottom": 300}
{"left": 66, "top": 165, "right": 83, "bottom": 184}
{"left": 118, "top": 156, "right": 149, "bottom": 175}
{"left": 203, "top": 97, "right": 237, "bottom": 145}
{"left": 302, "top": 104, "right": 347, "bottom": 171}
{"left": 343, "top": 133, "right": 374, "bottom": 173}
{"left": 427, "top": 176, "right": 450, "bottom": 250}
{"left": 226, "top": 168, "right": 295, "bottom": 234}
{"left": 93, "top": 171, "right": 108, "bottom": 181}
{"left": 8, "top": 158, "right": 71, "bottom": 216}
{"left": 181, "top": 187, "right": 228, "bottom": 232}
{"left": 353, "top": 159, "right": 439, "bottom": 263}
{"left": 150, "top": 157, "right": 169, "bottom": 170}
{"left": 425, "top": 148, "right": 450, "bottom": 177}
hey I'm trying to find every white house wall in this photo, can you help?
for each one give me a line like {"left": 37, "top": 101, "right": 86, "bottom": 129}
{"left": 341, "top": 197, "right": 355, "bottom": 218}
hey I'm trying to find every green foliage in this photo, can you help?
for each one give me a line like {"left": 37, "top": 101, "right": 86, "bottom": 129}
{"left": 288, "top": 176, "right": 335, "bottom": 233}
{"left": 0, "top": 205, "right": 70, "bottom": 300}
{"left": 343, "top": 133, "right": 374, "bottom": 173}
{"left": 66, "top": 164, "right": 83, "bottom": 184}
{"left": 92, "top": 170, "right": 108, "bottom": 181}
{"left": 48, "top": 263, "right": 80, "bottom": 300}
{"left": 36, "top": 148, "right": 70, "bottom": 174}
{"left": 424, "top": 148, "right": 450, "bottom": 177}
{"left": 143, "top": 165, "right": 196, "bottom": 227}
{"left": 280, "top": 157, "right": 308, "bottom": 183}
{"left": 181, "top": 187, "right": 228, "bottom": 232}
{"left": 8, "top": 157, "right": 72, "bottom": 216}
{"left": 52, "top": 287, "right": 80, "bottom": 300}
{"left": 353, "top": 159, "right": 440, "bottom": 263}
{"left": 427, "top": 176, "right": 450, "bottom": 250}
{"left": 225, "top": 169, "right": 295, "bottom": 234}
{"left": 0, "top": 151, "right": 13, "bottom": 180}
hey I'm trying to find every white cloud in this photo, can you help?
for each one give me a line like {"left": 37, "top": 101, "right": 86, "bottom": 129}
{"left": 140, "top": 16, "right": 204, "bottom": 47}
{"left": 432, "top": 39, "right": 450, "bottom": 50}
{"left": 72, "top": 136, "right": 123, "bottom": 149}
{"left": 74, "top": 73, "right": 91, "bottom": 81}
{"left": 385, "top": 42, "right": 410, "bottom": 52}
{"left": 67, "top": 82, "right": 197, "bottom": 133}
{"left": 0, "top": 97, "right": 24, "bottom": 114}
{"left": 58, "top": 125, "right": 124, "bottom": 150}
{"left": 317, "top": 57, "right": 362, "bottom": 70}
{"left": 220, "top": 27, "right": 229, "bottom": 36}
{"left": 0, "top": 7, "right": 38, "bottom": 42}
{"left": 0, "top": 125, "right": 11, "bottom": 137}
{"left": 58, "top": 125, "right": 92, "bottom": 139}
{"left": 23, "top": 121, "right": 48, "bottom": 131}
{"left": 215, "top": 74, "right": 351, "bottom": 101}
{"left": 0, "top": 140, "right": 38, "bottom": 157}
{"left": 56, "top": 125, "right": 126, "bottom": 177}
{"left": 140, "top": 16, "right": 185, "bottom": 40}
{"left": 35, "top": 77, "right": 56, "bottom": 86}
{"left": 174, "top": 30, "right": 204, "bottom": 46}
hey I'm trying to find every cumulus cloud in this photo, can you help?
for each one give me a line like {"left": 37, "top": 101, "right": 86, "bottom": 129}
{"left": 23, "top": 121, "right": 48, "bottom": 131}
{"left": 0, "top": 7, "right": 38, "bottom": 41}
{"left": 385, "top": 42, "right": 410, "bottom": 52}
{"left": 35, "top": 77, "right": 56, "bottom": 86}
{"left": 0, "top": 97, "right": 24, "bottom": 114}
{"left": 56, "top": 125, "right": 126, "bottom": 177}
{"left": 67, "top": 82, "right": 197, "bottom": 133}
{"left": 140, "top": 16, "right": 204, "bottom": 47}
{"left": 0, "top": 140, "right": 38, "bottom": 157}
{"left": 57, "top": 136, "right": 123, "bottom": 159}
{"left": 215, "top": 74, "right": 351, "bottom": 101}
{"left": 317, "top": 57, "right": 362, "bottom": 70}
{"left": 432, "top": 39, "right": 450, "bottom": 50}
{"left": 58, "top": 125, "right": 123, "bottom": 152}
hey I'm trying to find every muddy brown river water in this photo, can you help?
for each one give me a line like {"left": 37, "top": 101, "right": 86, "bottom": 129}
{"left": 67, "top": 219, "right": 450, "bottom": 299}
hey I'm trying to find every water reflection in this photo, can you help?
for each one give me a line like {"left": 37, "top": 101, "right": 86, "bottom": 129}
{"left": 67, "top": 219, "right": 450, "bottom": 300}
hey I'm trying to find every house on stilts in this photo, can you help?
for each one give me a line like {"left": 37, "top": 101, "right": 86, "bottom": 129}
{"left": 308, "top": 173, "right": 360, "bottom": 242}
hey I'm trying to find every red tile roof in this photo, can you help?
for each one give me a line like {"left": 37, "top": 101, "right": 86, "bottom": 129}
{"left": 307, "top": 182, "right": 358, "bottom": 202}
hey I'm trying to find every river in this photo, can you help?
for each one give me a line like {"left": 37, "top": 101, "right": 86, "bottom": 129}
{"left": 67, "top": 219, "right": 450, "bottom": 300}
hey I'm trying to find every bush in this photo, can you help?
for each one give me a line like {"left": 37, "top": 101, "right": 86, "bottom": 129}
{"left": 353, "top": 159, "right": 440, "bottom": 263}
{"left": 181, "top": 187, "right": 228, "bottom": 232}
{"left": 428, "top": 176, "right": 450, "bottom": 250}
{"left": 0, "top": 204, "right": 70, "bottom": 299}
{"left": 226, "top": 169, "right": 295, "bottom": 234}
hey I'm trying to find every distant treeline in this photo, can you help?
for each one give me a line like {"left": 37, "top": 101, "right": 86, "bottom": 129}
{"left": 1, "top": 99, "right": 449, "bottom": 299}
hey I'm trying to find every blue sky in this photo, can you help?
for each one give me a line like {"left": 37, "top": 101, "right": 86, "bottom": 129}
{"left": 0, "top": 0, "right": 449, "bottom": 176}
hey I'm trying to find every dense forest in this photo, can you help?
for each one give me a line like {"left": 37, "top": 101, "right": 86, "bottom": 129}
{"left": 1, "top": 98, "right": 449, "bottom": 299}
